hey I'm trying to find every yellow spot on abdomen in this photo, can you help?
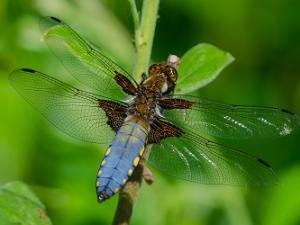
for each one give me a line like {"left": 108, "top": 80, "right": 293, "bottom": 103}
{"left": 98, "top": 170, "right": 102, "bottom": 176}
{"left": 101, "top": 160, "right": 106, "bottom": 166}
{"left": 128, "top": 169, "right": 133, "bottom": 176}
{"left": 114, "top": 188, "right": 120, "bottom": 193}
{"left": 139, "top": 146, "right": 145, "bottom": 156}
{"left": 133, "top": 156, "right": 140, "bottom": 167}
{"left": 122, "top": 179, "right": 127, "bottom": 185}
{"left": 105, "top": 147, "right": 111, "bottom": 156}
{"left": 96, "top": 181, "right": 100, "bottom": 187}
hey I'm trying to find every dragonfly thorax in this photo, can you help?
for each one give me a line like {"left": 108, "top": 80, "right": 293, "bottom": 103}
{"left": 128, "top": 90, "right": 159, "bottom": 121}
{"left": 127, "top": 64, "right": 178, "bottom": 122}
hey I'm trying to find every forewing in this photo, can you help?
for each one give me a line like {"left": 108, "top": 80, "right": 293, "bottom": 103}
{"left": 39, "top": 16, "right": 136, "bottom": 99}
{"left": 148, "top": 129, "right": 276, "bottom": 186}
{"left": 9, "top": 69, "right": 118, "bottom": 144}
{"left": 164, "top": 95, "right": 300, "bottom": 139}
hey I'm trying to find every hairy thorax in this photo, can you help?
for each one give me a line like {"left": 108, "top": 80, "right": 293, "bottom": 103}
{"left": 129, "top": 89, "right": 159, "bottom": 121}
{"left": 128, "top": 65, "right": 167, "bottom": 122}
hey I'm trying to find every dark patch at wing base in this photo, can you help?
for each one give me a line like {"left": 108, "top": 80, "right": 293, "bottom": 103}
{"left": 158, "top": 98, "right": 193, "bottom": 109}
{"left": 148, "top": 117, "right": 184, "bottom": 144}
{"left": 98, "top": 100, "right": 127, "bottom": 132}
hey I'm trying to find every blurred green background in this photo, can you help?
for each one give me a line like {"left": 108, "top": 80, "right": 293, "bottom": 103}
{"left": 1, "top": 0, "right": 300, "bottom": 225}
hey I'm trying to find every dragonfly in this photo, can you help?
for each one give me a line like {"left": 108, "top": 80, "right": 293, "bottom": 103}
{"left": 9, "top": 17, "right": 300, "bottom": 202}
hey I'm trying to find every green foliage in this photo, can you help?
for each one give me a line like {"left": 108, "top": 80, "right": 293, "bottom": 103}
{"left": 176, "top": 43, "right": 234, "bottom": 94}
{"left": 262, "top": 166, "right": 300, "bottom": 225}
{"left": 0, "top": 0, "right": 300, "bottom": 225}
{"left": 0, "top": 181, "right": 52, "bottom": 225}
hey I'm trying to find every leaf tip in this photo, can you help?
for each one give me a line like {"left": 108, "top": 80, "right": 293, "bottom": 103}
{"left": 226, "top": 51, "right": 235, "bottom": 64}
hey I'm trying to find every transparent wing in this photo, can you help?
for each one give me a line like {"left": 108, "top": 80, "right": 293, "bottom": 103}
{"left": 39, "top": 16, "right": 137, "bottom": 99}
{"left": 148, "top": 127, "right": 276, "bottom": 186}
{"left": 163, "top": 95, "right": 300, "bottom": 139}
{"left": 9, "top": 68, "right": 119, "bottom": 144}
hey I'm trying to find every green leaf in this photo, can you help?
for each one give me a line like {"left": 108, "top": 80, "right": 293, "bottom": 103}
{"left": 0, "top": 181, "right": 52, "bottom": 225}
{"left": 176, "top": 43, "right": 234, "bottom": 94}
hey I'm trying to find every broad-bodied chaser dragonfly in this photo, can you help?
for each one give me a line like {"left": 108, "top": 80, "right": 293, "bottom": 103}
{"left": 9, "top": 17, "right": 300, "bottom": 202}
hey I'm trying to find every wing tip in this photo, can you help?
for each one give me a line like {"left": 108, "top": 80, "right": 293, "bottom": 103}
{"left": 281, "top": 108, "right": 296, "bottom": 116}
{"left": 257, "top": 157, "right": 272, "bottom": 168}
{"left": 9, "top": 68, "right": 37, "bottom": 81}
{"left": 39, "top": 16, "right": 63, "bottom": 35}
{"left": 49, "top": 16, "right": 62, "bottom": 23}
{"left": 20, "top": 68, "right": 36, "bottom": 73}
{"left": 280, "top": 108, "right": 300, "bottom": 127}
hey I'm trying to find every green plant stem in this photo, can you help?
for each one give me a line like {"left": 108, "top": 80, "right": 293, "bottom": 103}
{"left": 112, "top": 1, "right": 159, "bottom": 224}
{"left": 132, "top": 0, "right": 160, "bottom": 81}
{"left": 128, "top": 0, "right": 139, "bottom": 36}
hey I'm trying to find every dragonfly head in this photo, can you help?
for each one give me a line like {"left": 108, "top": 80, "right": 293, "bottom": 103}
{"left": 147, "top": 63, "right": 178, "bottom": 95}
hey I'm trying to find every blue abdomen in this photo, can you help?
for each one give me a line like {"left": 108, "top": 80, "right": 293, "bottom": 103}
{"left": 96, "top": 116, "right": 148, "bottom": 202}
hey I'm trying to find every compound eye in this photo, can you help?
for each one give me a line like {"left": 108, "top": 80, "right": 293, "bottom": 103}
{"left": 149, "top": 64, "right": 155, "bottom": 71}
{"left": 148, "top": 64, "right": 160, "bottom": 74}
